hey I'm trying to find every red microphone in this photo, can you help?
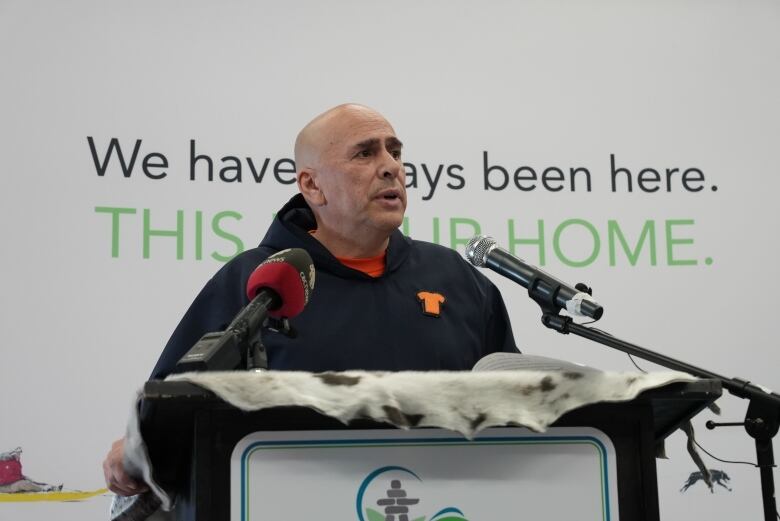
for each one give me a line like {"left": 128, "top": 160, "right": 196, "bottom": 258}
{"left": 174, "top": 248, "right": 315, "bottom": 373}
{"left": 246, "top": 248, "right": 315, "bottom": 318}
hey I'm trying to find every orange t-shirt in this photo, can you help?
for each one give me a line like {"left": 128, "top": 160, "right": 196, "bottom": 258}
{"left": 308, "top": 230, "right": 386, "bottom": 277}
{"left": 335, "top": 252, "right": 386, "bottom": 278}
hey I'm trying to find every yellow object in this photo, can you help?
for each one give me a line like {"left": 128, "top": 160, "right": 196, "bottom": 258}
{"left": 0, "top": 488, "right": 108, "bottom": 502}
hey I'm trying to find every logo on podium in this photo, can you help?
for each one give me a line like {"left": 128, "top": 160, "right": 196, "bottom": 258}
{"left": 357, "top": 466, "right": 469, "bottom": 521}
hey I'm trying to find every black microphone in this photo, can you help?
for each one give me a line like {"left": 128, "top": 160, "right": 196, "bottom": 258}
{"left": 465, "top": 235, "right": 603, "bottom": 320}
{"left": 174, "top": 248, "right": 315, "bottom": 373}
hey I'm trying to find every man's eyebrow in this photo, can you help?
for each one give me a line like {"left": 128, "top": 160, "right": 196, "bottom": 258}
{"left": 352, "top": 138, "right": 379, "bottom": 150}
{"left": 351, "top": 137, "right": 404, "bottom": 150}
{"left": 387, "top": 137, "right": 403, "bottom": 149}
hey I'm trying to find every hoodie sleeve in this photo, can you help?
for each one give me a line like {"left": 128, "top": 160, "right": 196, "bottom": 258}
{"left": 149, "top": 248, "right": 271, "bottom": 379}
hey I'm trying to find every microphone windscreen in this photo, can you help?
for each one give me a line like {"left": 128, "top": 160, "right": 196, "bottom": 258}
{"left": 465, "top": 235, "right": 496, "bottom": 267}
{"left": 245, "top": 248, "right": 315, "bottom": 318}
{"left": 472, "top": 352, "right": 600, "bottom": 374}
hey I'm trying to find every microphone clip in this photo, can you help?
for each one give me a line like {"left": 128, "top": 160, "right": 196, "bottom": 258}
{"left": 246, "top": 317, "right": 297, "bottom": 371}
{"left": 575, "top": 283, "right": 593, "bottom": 296}
{"left": 265, "top": 317, "right": 297, "bottom": 338}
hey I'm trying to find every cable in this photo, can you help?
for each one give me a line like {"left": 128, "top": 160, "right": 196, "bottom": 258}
{"left": 627, "top": 354, "right": 648, "bottom": 373}
{"left": 572, "top": 324, "right": 650, "bottom": 373}
{"left": 582, "top": 325, "right": 615, "bottom": 338}
{"left": 692, "top": 438, "right": 757, "bottom": 467}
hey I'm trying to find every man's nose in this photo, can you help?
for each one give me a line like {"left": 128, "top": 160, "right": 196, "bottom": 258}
{"left": 379, "top": 150, "right": 402, "bottom": 179}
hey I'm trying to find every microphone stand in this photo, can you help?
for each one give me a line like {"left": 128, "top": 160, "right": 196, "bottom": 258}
{"left": 538, "top": 308, "right": 779, "bottom": 521}
{"left": 246, "top": 318, "right": 295, "bottom": 371}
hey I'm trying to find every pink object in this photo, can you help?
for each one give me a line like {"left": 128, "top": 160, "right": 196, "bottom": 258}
{"left": 0, "top": 456, "right": 23, "bottom": 485}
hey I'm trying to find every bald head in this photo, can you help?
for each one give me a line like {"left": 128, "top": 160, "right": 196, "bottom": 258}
{"left": 294, "top": 104, "right": 394, "bottom": 172}
{"left": 293, "top": 104, "right": 407, "bottom": 258}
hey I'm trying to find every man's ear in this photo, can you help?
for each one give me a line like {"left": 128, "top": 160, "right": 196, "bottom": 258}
{"left": 297, "top": 169, "right": 326, "bottom": 206}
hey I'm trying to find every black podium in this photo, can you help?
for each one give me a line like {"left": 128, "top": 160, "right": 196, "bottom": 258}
{"left": 140, "top": 378, "right": 721, "bottom": 521}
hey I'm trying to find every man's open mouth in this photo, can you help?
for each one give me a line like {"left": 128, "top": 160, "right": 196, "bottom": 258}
{"left": 377, "top": 189, "right": 401, "bottom": 201}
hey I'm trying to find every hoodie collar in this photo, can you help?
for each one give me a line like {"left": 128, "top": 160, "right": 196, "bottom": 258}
{"left": 259, "top": 194, "right": 411, "bottom": 279}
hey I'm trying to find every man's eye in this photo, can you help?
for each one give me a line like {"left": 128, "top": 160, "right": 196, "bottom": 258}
{"left": 356, "top": 149, "right": 373, "bottom": 158}
{"left": 391, "top": 150, "right": 402, "bottom": 160}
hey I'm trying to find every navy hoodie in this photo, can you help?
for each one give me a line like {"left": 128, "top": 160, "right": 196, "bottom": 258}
{"left": 151, "top": 194, "right": 518, "bottom": 378}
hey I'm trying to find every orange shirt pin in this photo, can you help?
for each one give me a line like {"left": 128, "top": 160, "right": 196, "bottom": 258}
{"left": 416, "top": 291, "right": 445, "bottom": 317}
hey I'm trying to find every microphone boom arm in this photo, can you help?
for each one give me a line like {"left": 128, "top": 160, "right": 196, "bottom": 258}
{"left": 541, "top": 312, "right": 779, "bottom": 521}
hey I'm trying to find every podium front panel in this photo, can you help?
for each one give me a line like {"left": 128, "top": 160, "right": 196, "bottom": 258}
{"left": 231, "top": 427, "right": 619, "bottom": 521}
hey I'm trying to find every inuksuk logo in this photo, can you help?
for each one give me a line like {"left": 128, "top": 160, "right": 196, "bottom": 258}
{"left": 374, "top": 478, "right": 420, "bottom": 521}
{"left": 356, "top": 466, "right": 470, "bottom": 521}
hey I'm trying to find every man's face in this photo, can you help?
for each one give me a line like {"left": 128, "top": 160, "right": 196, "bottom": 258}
{"left": 312, "top": 110, "right": 407, "bottom": 240}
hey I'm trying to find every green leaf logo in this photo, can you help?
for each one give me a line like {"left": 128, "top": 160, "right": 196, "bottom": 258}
{"left": 366, "top": 508, "right": 387, "bottom": 521}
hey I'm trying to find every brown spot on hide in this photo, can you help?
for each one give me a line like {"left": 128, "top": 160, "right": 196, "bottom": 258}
{"left": 382, "top": 405, "right": 424, "bottom": 427}
{"left": 516, "top": 375, "right": 557, "bottom": 395}
{"left": 626, "top": 376, "right": 638, "bottom": 385}
{"left": 548, "top": 392, "right": 571, "bottom": 407}
{"left": 469, "top": 413, "right": 487, "bottom": 430}
{"left": 563, "top": 371, "right": 584, "bottom": 380}
{"left": 315, "top": 373, "right": 361, "bottom": 386}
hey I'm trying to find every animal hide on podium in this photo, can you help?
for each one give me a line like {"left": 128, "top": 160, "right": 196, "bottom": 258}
{"left": 111, "top": 365, "right": 696, "bottom": 520}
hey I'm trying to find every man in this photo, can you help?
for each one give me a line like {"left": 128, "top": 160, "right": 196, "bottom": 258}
{"left": 103, "top": 103, "right": 518, "bottom": 495}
